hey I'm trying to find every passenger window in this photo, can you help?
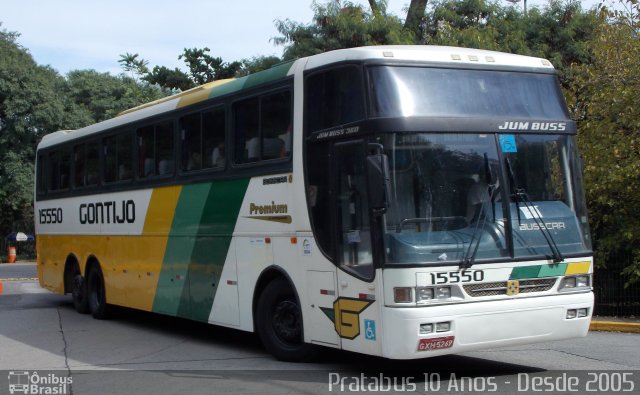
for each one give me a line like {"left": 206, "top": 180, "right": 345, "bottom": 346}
{"left": 180, "top": 113, "right": 202, "bottom": 171}
{"left": 233, "top": 91, "right": 291, "bottom": 164}
{"left": 73, "top": 144, "right": 86, "bottom": 187}
{"left": 85, "top": 142, "right": 100, "bottom": 186}
{"left": 262, "top": 91, "right": 291, "bottom": 160}
{"left": 203, "top": 108, "right": 226, "bottom": 168}
{"left": 234, "top": 98, "right": 259, "bottom": 163}
{"left": 48, "top": 150, "right": 71, "bottom": 191}
{"left": 138, "top": 121, "right": 174, "bottom": 178}
{"left": 179, "top": 107, "right": 226, "bottom": 172}
{"left": 156, "top": 122, "right": 174, "bottom": 176}
{"left": 138, "top": 125, "right": 155, "bottom": 178}
{"left": 104, "top": 132, "right": 133, "bottom": 183}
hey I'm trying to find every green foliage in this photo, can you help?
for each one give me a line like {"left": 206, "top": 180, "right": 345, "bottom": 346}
{"left": 426, "top": 0, "right": 602, "bottom": 83}
{"left": 273, "top": 0, "right": 414, "bottom": 60}
{"left": 65, "top": 70, "right": 165, "bottom": 122}
{"left": 568, "top": 0, "right": 640, "bottom": 285}
{"left": 144, "top": 66, "right": 195, "bottom": 91}
{"left": 0, "top": 23, "right": 167, "bottom": 237}
{"left": 118, "top": 52, "right": 149, "bottom": 81}
{"left": 0, "top": 24, "right": 69, "bottom": 235}
{"left": 128, "top": 47, "right": 248, "bottom": 91}
{"left": 238, "top": 56, "right": 283, "bottom": 76}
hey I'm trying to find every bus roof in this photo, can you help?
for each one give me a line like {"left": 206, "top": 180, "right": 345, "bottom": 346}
{"left": 38, "top": 45, "right": 554, "bottom": 150}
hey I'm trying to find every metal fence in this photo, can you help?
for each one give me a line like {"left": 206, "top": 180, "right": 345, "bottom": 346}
{"left": 593, "top": 263, "right": 640, "bottom": 317}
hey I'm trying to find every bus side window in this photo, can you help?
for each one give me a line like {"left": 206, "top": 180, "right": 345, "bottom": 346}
{"left": 203, "top": 107, "right": 226, "bottom": 168}
{"left": 233, "top": 90, "right": 291, "bottom": 164}
{"left": 234, "top": 97, "right": 259, "bottom": 164}
{"left": 138, "top": 125, "right": 155, "bottom": 178}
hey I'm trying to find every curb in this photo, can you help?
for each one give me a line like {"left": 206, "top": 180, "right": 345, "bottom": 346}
{"left": 590, "top": 321, "right": 640, "bottom": 333}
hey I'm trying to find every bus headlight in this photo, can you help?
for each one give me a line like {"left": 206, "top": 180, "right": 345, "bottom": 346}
{"left": 416, "top": 287, "right": 434, "bottom": 301}
{"left": 559, "top": 274, "right": 591, "bottom": 292}
{"left": 436, "top": 287, "right": 451, "bottom": 299}
{"left": 416, "top": 286, "right": 452, "bottom": 303}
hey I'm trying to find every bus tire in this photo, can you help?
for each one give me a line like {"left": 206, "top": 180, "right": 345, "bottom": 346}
{"left": 72, "top": 273, "right": 89, "bottom": 314}
{"left": 87, "top": 265, "right": 110, "bottom": 319}
{"left": 255, "top": 278, "right": 317, "bottom": 362}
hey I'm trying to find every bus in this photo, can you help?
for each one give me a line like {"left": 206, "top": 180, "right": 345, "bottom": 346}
{"left": 35, "top": 46, "right": 593, "bottom": 361}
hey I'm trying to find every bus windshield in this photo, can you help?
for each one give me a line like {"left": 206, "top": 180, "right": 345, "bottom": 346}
{"left": 377, "top": 133, "right": 591, "bottom": 265}
{"left": 369, "top": 66, "right": 569, "bottom": 119}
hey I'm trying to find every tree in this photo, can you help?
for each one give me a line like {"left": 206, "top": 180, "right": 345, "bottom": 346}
{"left": 118, "top": 52, "right": 149, "bottom": 82}
{"left": 123, "top": 47, "right": 246, "bottom": 91}
{"left": 0, "top": 25, "right": 76, "bottom": 236}
{"left": 568, "top": 0, "right": 640, "bottom": 285}
{"left": 425, "top": 0, "right": 601, "bottom": 82}
{"left": 405, "top": 0, "right": 430, "bottom": 41}
{"left": 65, "top": 70, "right": 165, "bottom": 122}
{"left": 0, "top": 24, "right": 167, "bottom": 238}
{"left": 273, "top": 0, "right": 414, "bottom": 60}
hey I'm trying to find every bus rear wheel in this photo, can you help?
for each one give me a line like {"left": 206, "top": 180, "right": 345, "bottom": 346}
{"left": 256, "top": 278, "right": 317, "bottom": 362}
{"left": 87, "top": 265, "right": 110, "bottom": 319}
{"left": 71, "top": 273, "right": 89, "bottom": 314}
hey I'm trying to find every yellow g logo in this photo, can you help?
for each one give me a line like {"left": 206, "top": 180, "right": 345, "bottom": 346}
{"left": 321, "top": 297, "right": 373, "bottom": 339}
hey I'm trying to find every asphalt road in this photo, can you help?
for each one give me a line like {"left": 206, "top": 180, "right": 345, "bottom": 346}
{"left": 0, "top": 262, "right": 37, "bottom": 280}
{"left": 1, "top": 266, "right": 638, "bottom": 395}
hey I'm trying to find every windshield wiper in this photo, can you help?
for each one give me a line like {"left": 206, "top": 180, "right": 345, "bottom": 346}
{"left": 505, "top": 157, "right": 564, "bottom": 263}
{"left": 461, "top": 154, "right": 498, "bottom": 269}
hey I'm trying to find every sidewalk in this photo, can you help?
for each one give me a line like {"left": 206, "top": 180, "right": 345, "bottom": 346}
{"left": 590, "top": 316, "right": 640, "bottom": 333}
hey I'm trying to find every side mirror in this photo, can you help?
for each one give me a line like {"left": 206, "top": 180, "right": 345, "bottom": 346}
{"left": 366, "top": 152, "right": 391, "bottom": 215}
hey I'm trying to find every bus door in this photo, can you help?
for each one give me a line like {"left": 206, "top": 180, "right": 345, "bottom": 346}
{"left": 332, "top": 141, "right": 381, "bottom": 356}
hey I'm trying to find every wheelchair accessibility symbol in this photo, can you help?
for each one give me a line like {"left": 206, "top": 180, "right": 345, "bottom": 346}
{"left": 364, "top": 319, "right": 376, "bottom": 341}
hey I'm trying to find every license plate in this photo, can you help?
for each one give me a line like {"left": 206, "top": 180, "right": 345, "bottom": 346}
{"left": 417, "top": 336, "right": 455, "bottom": 351}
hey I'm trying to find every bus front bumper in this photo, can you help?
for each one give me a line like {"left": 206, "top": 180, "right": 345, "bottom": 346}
{"left": 380, "top": 292, "right": 593, "bottom": 359}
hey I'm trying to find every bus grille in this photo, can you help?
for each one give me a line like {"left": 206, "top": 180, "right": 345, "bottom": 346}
{"left": 463, "top": 278, "right": 557, "bottom": 297}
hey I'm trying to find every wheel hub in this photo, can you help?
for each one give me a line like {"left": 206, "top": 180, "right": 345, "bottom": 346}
{"left": 272, "top": 300, "right": 301, "bottom": 343}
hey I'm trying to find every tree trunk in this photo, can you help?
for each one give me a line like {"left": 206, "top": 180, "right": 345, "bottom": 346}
{"left": 368, "top": 0, "right": 381, "bottom": 17}
{"left": 404, "top": 0, "right": 428, "bottom": 40}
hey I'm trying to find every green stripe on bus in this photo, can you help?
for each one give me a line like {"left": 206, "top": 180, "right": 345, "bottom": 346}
{"left": 537, "top": 263, "right": 567, "bottom": 277}
{"left": 208, "top": 78, "right": 247, "bottom": 100}
{"left": 153, "top": 183, "right": 212, "bottom": 316}
{"left": 243, "top": 61, "right": 294, "bottom": 90}
{"left": 183, "top": 178, "right": 251, "bottom": 322}
{"left": 509, "top": 263, "right": 569, "bottom": 279}
{"left": 509, "top": 265, "right": 541, "bottom": 280}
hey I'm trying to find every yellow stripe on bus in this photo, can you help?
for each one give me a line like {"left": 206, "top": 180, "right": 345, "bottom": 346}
{"left": 565, "top": 261, "right": 591, "bottom": 275}
{"left": 37, "top": 186, "right": 183, "bottom": 311}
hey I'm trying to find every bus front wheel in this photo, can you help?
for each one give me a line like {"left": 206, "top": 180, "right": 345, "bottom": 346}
{"left": 256, "top": 278, "right": 317, "bottom": 362}
{"left": 87, "top": 265, "right": 110, "bottom": 319}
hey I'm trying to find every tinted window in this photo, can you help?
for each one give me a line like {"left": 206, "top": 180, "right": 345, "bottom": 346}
{"left": 104, "top": 132, "right": 133, "bottom": 183}
{"left": 48, "top": 150, "right": 71, "bottom": 191}
{"left": 234, "top": 91, "right": 291, "bottom": 164}
{"left": 305, "top": 66, "right": 365, "bottom": 133}
{"left": 369, "top": 66, "right": 569, "bottom": 119}
{"left": 137, "top": 121, "right": 174, "bottom": 178}
{"left": 180, "top": 107, "right": 226, "bottom": 172}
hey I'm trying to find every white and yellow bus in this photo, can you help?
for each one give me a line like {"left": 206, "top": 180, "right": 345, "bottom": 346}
{"left": 35, "top": 46, "right": 593, "bottom": 361}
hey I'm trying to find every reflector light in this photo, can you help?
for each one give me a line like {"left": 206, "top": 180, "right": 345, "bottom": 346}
{"left": 394, "top": 287, "right": 413, "bottom": 303}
